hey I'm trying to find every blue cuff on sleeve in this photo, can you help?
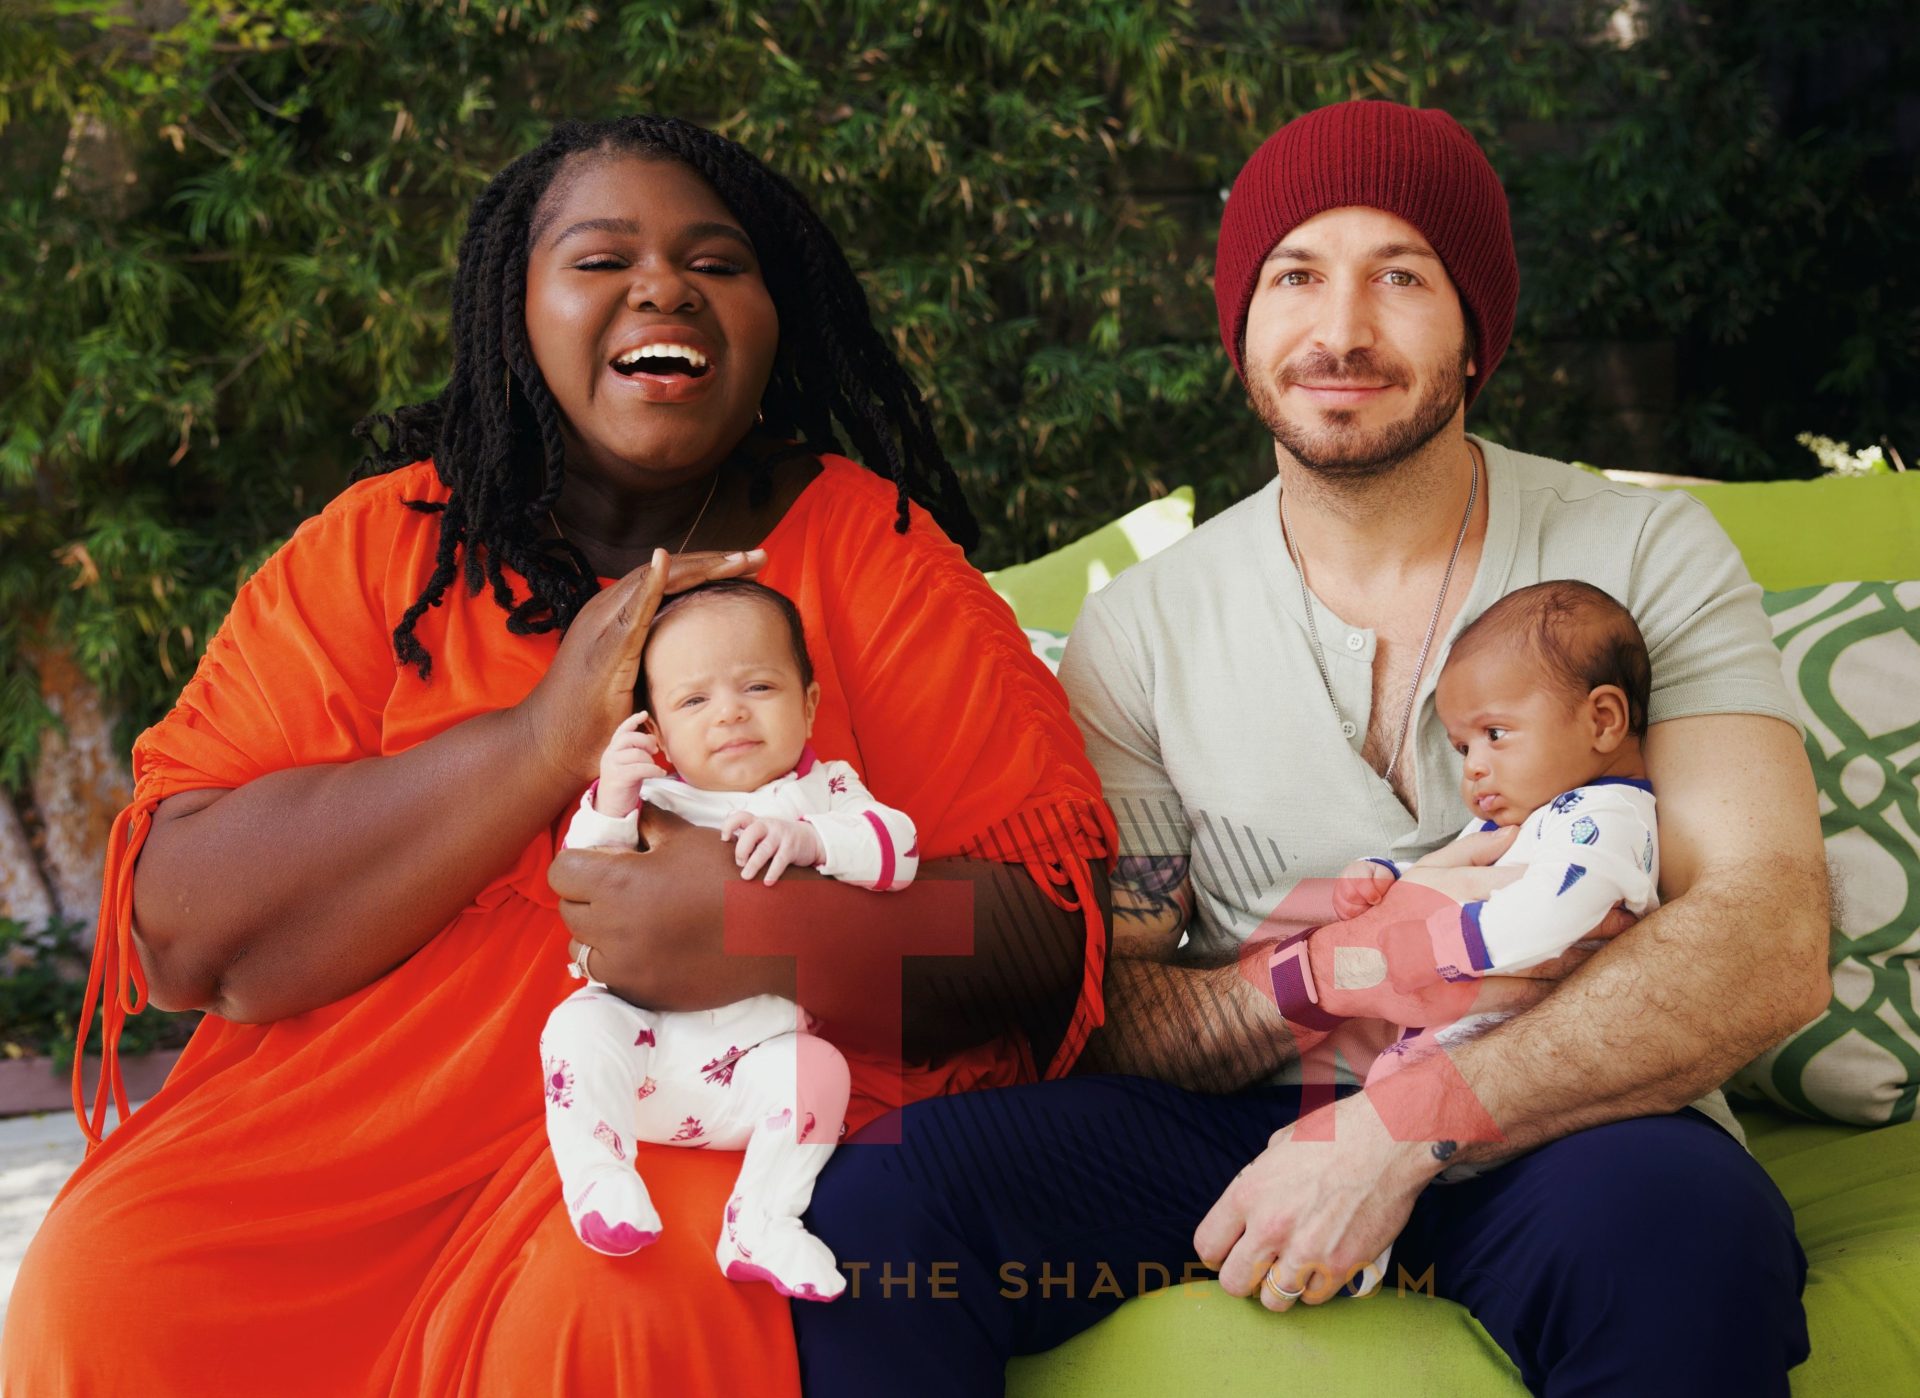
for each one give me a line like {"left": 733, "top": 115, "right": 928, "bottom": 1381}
{"left": 1363, "top": 857, "right": 1401, "bottom": 880}
{"left": 1461, "top": 900, "right": 1493, "bottom": 972}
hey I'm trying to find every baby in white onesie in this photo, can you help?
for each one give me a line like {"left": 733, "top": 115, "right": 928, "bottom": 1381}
{"left": 539, "top": 579, "right": 916, "bottom": 1303}
{"left": 1337, "top": 577, "right": 1657, "bottom": 1079}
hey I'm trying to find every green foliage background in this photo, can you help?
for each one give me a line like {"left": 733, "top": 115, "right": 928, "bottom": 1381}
{"left": 2, "top": 0, "right": 1915, "bottom": 782}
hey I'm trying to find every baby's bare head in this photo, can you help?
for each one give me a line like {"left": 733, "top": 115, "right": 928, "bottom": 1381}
{"left": 1448, "top": 580, "right": 1650, "bottom": 735}
{"left": 1438, "top": 581, "right": 1650, "bottom": 823}
{"left": 637, "top": 580, "right": 819, "bottom": 792}
{"left": 641, "top": 580, "right": 813, "bottom": 694}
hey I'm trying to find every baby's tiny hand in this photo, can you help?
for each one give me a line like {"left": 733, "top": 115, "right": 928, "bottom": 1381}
{"left": 1332, "top": 858, "right": 1398, "bottom": 920}
{"left": 595, "top": 711, "right": 666, "bottom": 816}
{"left": 720, "top": 811, "right": 824, "bottom": 885}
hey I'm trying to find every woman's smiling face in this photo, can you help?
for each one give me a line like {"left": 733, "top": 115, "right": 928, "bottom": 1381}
{"left": 524, "top": 150, "right": 779, "bottom": 488}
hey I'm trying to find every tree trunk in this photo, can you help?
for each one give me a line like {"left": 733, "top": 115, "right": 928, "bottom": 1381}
{"left": 0, "top": 647, "right": 133, "bottom": 948}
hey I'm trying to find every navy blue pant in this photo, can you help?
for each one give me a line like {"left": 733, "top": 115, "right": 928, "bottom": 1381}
{"left": 794, "top": 1075, "right": 1808, "bottom": 1396}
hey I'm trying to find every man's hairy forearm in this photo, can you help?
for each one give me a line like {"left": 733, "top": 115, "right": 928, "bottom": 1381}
{"left": 1081, "top": 853, "right": 1308, "bottom": 1090}
{"left": 1080, "top": 948, "right": 1302, "bottom": 1093}
{"left": 1442, "top": 855, "right": 1829, "bottom": 1168}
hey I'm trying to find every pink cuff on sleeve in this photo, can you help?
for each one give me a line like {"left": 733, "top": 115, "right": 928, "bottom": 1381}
{"left": 583, "top": 779, "right": 642, "bottom": 817}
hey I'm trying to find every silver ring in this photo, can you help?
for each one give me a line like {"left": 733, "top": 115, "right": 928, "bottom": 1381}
{"left": 1263, "top": 1269, "right": 1304, "bottom": 1300}
{"left": 570, "top": 943, "right": 595, "bottom": 982}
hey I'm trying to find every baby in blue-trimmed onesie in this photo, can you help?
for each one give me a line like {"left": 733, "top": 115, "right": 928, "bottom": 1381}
{"left": 1337, "top": 577, "right": 1658, "bottom": 1079}
{"left": 1334, "top": 579, "right": 1658, "bottom": 1291}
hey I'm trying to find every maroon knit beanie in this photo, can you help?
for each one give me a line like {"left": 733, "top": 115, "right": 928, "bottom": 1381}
{"left": 1214, "top": 100, "right": 1518, "bottom": 407}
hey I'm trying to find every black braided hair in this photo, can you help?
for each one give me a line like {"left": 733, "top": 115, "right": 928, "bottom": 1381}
{"left": 354, "top": 114, "right": 977, "bottom": 679}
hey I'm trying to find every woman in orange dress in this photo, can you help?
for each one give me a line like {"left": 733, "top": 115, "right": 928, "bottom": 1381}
{"left": 3, "top": 115, "right": 1112, "bottom": 1397}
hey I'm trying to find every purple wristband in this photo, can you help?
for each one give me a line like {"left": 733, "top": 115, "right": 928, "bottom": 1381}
{"left": 1268, "top": 927, "right": 1345, "bottom": 1032}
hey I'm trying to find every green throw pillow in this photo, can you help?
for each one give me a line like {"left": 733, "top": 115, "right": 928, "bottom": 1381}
{"left": 988, "top": 489, "right": 1194, "bottom": 634}
{"left": 1678, "top": 473, "right": 1920, "bottom": 591}
{"left": 1728, "top": 581, "right": 1920, "bottom": 1125}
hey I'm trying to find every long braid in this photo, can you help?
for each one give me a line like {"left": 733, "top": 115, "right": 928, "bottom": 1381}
{"left": 357, "top": 115, "right": 978, "bottom": 678}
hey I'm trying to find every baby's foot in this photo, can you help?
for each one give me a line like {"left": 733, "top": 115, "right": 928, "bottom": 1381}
{"left": 568, "top": 1167, "right": 663, "bottom": 1257}
{"left": 715, "top": 1197, "right": 847, "bottom": 1302}
{"left": 1346, "top": 1245, "right": 1390, "bottom": 1298}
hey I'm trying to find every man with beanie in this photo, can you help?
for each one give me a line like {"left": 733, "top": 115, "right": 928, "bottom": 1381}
{"left": 795, "top": 100, "right": 1827, "bottom": 1395}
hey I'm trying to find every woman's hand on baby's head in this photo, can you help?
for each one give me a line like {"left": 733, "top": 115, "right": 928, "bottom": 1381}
{"left": 594, "top": 712, "right": 666, "bottom": 815}
{"left": 719, "top": 811, "right": 823, "bottom": 885}
{"left": 659, "top": 548, "right": 765, "bottom": 591}
{"left": 515, "top": 547, "right": 767, "bottom": 788}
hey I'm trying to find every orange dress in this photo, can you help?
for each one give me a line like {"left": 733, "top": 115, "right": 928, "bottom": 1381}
{"left": 2, "top": 457, "right": 1113, "bottom": 1397}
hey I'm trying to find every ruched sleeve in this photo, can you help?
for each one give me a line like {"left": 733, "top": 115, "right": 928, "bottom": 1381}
{"left": 74, "top": 468, "right": 424, "bottom": 1144}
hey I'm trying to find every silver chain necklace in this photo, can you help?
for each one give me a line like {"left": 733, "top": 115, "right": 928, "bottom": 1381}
{"left": 1279, "top": 453, "right": 1478, "bottom": 785}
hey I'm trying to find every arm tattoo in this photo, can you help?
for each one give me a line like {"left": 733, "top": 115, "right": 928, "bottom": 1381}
{"left": 1431, "top": 1139, "right": 1459, "bottom": 1163}
{"left": 1112, "top": 854, "right": 1192, "bottom": 927}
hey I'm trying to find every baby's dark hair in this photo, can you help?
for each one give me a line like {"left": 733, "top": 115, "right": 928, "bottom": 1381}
{"left": 355, "top": 114, "right": 977, "bottom": 680}
{"left": 640, "top": 579, "right": 813, "bottom": 711}
{"left": 1450, "top": 580, "right": 1651, "bottom": 736}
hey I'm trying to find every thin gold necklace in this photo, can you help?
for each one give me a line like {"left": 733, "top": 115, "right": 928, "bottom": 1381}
{"left": 549, "top": 469, "right": 721, "bottom": 562}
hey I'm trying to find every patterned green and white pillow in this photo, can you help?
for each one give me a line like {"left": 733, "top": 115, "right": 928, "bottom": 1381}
{"left": 1024, "top": 627, "right": 1068, "bottom": 674}
{"left": 1729, "top": 581, "right": 1920, "bottom": 1125}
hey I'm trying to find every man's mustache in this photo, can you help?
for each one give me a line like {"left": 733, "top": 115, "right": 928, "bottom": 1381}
{"left": 1281, "top": 350, "right": 1411, "bottom": 388}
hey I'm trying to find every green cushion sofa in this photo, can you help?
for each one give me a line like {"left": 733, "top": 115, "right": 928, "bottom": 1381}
{"left": 992, "top": 470, "right": 1920, "bottom": 1395}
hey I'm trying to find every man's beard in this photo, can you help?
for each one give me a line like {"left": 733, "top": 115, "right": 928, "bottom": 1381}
{"left": 1248, "top": 340, "right": 1470, "bottom": 480}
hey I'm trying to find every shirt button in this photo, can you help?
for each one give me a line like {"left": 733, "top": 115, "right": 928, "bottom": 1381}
{"left": 1341, "top": 721, "right": 1358, "bottom": 739}
{"left": 1345, "top": 633, "right": 1364, "bottom": 651}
